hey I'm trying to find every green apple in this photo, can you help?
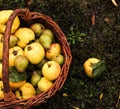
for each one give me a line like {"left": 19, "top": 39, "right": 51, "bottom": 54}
{"left": 31, "top": 71, "right": 41, "bottom": 87}
{"left": 39, "top": 34, "right": 52, "bottom": 49}
{"left": 14, "top": 55, "right": 29, "bottom": 72}
{"left": 52, "top": 54, "right": 64, "bottom": 65}
{"left": 24, "top": 42, "right": 45, "bottom": 64}
{"left": 30, "top": 23, "right": 45, "bottom": 38}
{"left": 9, "top": 46, "right": 24, "bottom": 67}
{"left": 46, "top": 43, "right": 61, "bottom": 60}
{"left": 15, "top": 28, "right": 35, "bottom": 48}
{"left": 42, "top": 29, "right": 54, "bottom": 40}
{"left": 9, "top": 35, "right": 18, "bottom": 48}
{"left": 37, "top": 77, "right": 53, "bottom": 92}
{"left": 42, "top": 61, "right": 61, "bottom": 81}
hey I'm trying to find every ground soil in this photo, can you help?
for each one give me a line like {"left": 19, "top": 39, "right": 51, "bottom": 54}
{"left": 0, "top": 0, "right": 120, "bottom": 109}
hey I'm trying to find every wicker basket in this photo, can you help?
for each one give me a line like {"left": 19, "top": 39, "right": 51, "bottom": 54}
{"left": 0, "top": 8, "right": 72, "bottom": 109}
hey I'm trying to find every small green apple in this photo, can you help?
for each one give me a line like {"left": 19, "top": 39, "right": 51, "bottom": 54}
{"left": 30, "top": 23, "right": 45, "bottom": 38}
{"left": 46, "top": 43, "right": 61, "bottom": 60}
{"left": 31, "top": 71, "right": 41, "bottom": 87}
{"left": 42, "top": 29, "right": 54, "bottom": 40}
{"left": 39, "top": 34, "right": 52, "bottom": 49}
{"left": 37, "top": 77, "right": 53, "bottom": 92}
{"left": 14, "top": 55, "right": 29, "bottom": 72}
{"left": 24, "top": 42, "right": 45, "bottom": 64}
{"left": 9, "top": 35, "right": 18, "bottom": 48}
{"left": 42, "top": 61, "right": 61, "bottom": 81}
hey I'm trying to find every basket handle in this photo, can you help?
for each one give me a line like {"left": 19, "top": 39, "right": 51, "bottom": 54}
{"left": 2, "top": 8, "right": 48, "bottom": 103}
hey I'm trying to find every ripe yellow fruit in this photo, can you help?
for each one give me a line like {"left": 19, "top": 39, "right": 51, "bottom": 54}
{"left": 15, "top": 28, "right": 35, "bottom": 48}
{"left": 83, "top": 58, "right": 100, "bottom": 78}
{"left": 9, "top": 80, "right": 26, "bottom": 90}
{"left": 37, "top": 77, "right": 53, "bottom": 92}
{"left": 15, "top": 82, "right": 36, "bottom": 99}
{"left": 9, "top": 46, "right": 24, "bottom": 66}
{"left": 0, "top": 10, "right": 20, "bottom": 34}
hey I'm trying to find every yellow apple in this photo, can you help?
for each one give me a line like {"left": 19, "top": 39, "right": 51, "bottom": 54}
{"left": 24, "top": 42, "right": 45, "bottom": 64}
{"left": 37, "top": 77, "right": 53, "bottom": 92}
{"left": 15, "top": 28, "right": 35, "bottom": 48}
{"left": 46, "top": 43, "right": 61, "bottom": 60}
{"left": 83, "top": 58, "right": 100, "bottom": 78}
{"left": 42, "top": 61, "right": 61, "bottom": 81}
{"left": 0, "top": 10, "right": 20, "bottom": 34}
{"left": 9, "top": 46, "right": 24, "bottom": 66}
{"left": 15, "top": 82, "right": 36, "bottom": 99}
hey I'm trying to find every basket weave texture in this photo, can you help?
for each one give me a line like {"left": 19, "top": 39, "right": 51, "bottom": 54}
{"left": 0, "top": 8, "right": 72, "bottom": 109}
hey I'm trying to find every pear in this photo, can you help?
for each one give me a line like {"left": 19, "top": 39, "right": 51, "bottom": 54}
{"left": 39, "top": 34, "right": 52, "bottom": 49}
{"left": 30, "top": 23, "right": 45, "bottom": 38}
{"left": 31, "top": 71, "right": 41, "bottom": 87}
{"left": 42, "top": 29, "right": 54, "bottom": 41}
{"left": 9, "top": 35, "right": 18, "bottom": 48}
{"left": 14, "top": 55, "right": 28, "bottom": 72}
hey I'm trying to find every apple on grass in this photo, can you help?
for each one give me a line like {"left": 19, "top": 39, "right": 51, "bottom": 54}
{"left": 24, "top": 42, "right": 45, "bottom": 64}
{"left": 46, "top": 43, "right": 61, "bottom": 60}
{"left": 42, "top": 60, "right": 61, "bottom": 81}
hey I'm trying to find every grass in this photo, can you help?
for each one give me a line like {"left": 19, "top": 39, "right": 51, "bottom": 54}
{"left": 0, "top": 0, "right": 120, "bottom": 109}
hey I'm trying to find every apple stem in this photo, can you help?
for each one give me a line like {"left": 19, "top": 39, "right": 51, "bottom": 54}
{"left": 27, "top": 46, "right": 32, "bottom": 51}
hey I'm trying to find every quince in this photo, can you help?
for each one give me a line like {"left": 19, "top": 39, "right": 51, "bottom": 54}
{"left": 0, "top": 10, "right": 20, "bottom": 34}
{"left": 9, "top": 46, "right": 24, "bottom": 66}
{"left": 15, "top": 28, "right": 35, "bottom": 48}
{"left": 24, "top": 42, "right": 45, "bottom": 64}
{"left": 15, "top": 82, "right": 36, "bottom": 99}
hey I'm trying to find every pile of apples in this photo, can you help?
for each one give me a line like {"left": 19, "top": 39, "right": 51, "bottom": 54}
{"left": 0, "top": 10, "right": 64, "bottom": 100}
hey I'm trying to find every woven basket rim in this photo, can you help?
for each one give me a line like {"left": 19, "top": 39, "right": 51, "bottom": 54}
{"left": 0, "top": 8, "right": 72, "bottom": 109}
